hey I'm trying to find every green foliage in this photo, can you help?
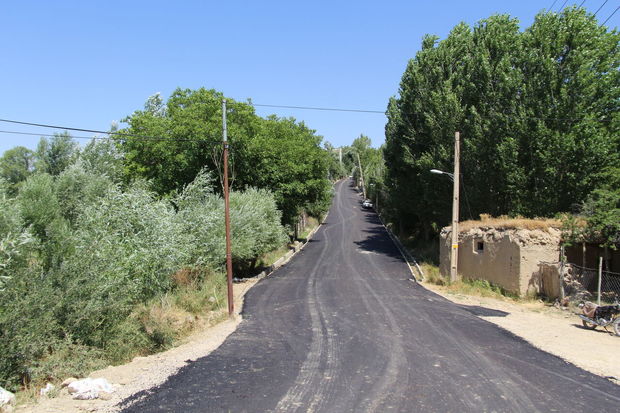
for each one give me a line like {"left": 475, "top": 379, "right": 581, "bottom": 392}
{"left": 384, "top": 7, "right": 619, "bottom": 237}
{"left": 117, "top": 88, "right": 257, "bottom": 196}
{"left": 323, "top": 141, "right": 347, "bottom": 180}
{"left": 0, "top": 165, "right": 288, "bottom": 389}
{"left": 0, "top": 146, "right": 35, "bottom": 194}
{"left": 563, "top": 166, "right": 620, "bottom": 248}
{"left": 35, "top": 132, "right": 80, "bottom": 176}
{"left": 244, "top": 115, "right": 331, "bottom": 226}
{"left": 80, "top": 138, "right": 124, "bottom": 182}
{"left": 117, "top": 88, "right": 332, "bottom": 226}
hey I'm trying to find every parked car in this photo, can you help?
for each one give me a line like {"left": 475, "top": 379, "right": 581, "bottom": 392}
{"left": 362, "top": 199, "right": 373, "bottom": 209}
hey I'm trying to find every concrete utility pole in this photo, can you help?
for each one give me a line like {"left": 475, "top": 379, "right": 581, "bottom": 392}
{"left": 450, "top": 132, "right": 460, "bottom": 283}
{"left": 222, "top": 99, "right": 234, "bottom": 317}
{"left": 356, "top": 152, "right": 366, "bottom": 199}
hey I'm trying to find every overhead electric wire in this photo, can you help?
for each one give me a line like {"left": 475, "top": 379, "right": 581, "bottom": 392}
{"left": 0, "top": 130, "right": 108, "bottom": 141}
{"left": 602, "top": 5, "right": 619, "bottom": 24}
{"left": 251, "top": 103, "right": 385, "bottom": 114}
{"left": 548, "top": 0, "right": 559, "bottom": 12}
{"left": 594, "top": 0, "right": 609, "bottom": 16}
{"left": 578, "top": 0, "right": 587, "bottom": 7}
{"left": 0, "top": 119, "right": 217, "bottom": 143}
{"left": 557, "top": 0, "right": 569, "bottom": 12}
{"left": 0, "top": 118, "right": 197, "bottom": 142}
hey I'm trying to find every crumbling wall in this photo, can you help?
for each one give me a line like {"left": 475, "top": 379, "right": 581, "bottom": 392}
{"left": 440, "top": 226, "right": 561, "bottom": 296}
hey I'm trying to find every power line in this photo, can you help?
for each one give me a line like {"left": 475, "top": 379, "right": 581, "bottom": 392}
{"left": 0, "top": 130, "right": 108, "bottom": 141}
{"left": 578, "top": 0, "right": 587, "bottom": 7}
{"left": 557, "top": 0, "right": 569, "bottom": 12}
{"left": 251, "top": 103, "right": 385, "bottom": 114}
{"left": 0, "top": 119, "right": 216, "bottom": 143}
{"left": 594, "top": 0, "right": 609, "bottom": 16}
{"left": 602, "top": 5, "right": 620, "bottom": 24}
{"left": 548, "top": 0, "right": 559, "bottom": 11}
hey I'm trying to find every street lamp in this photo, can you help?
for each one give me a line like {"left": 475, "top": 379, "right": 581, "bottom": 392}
{"left": 431, "top": 131, "right": 460, "bottom": 283}
{"left": 430, "top": 169, "right": 454, "bottom": 181}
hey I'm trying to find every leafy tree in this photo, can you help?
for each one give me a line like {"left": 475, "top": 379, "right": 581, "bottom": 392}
{"left": 242, "top": 115, "right": 331, "bottom": 226}
{"left": 118, "top": 88, "right": 332, "bottom": 226}
{"left": 35, "top": 132, "right": 80, "bottom": 176}
{"left": 384, "top": 7, "right": 619, "bottom": 237}
{"left": 80, "top": 138, "right": 124, "bottom": 182}
{"left": 0, "top": 146, "right": 35, "bottom": 193}
{"left": 117, "top": 88, "right": 258, "bottom": 196}
{"left": 323, "top": 141, "right": 347, "bottom": 180}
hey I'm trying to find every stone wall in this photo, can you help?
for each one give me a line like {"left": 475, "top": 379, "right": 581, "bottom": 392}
{"left": 440, "top": 226, "right": 561, "bottom": 296}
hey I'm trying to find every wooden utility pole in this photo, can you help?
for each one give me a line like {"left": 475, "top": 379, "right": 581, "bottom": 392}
{"left": 356, "top": 152, "right": 366, "bottom": 199}
{"left": 222, "top": 99, "right": 234, "bottom": 317}
{"left": 450, "top": 132, "right": 460, "bottom": 283}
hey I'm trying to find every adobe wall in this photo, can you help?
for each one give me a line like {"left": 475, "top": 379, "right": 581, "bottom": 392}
{"left": 440, "top": 227, "right": 561, "bottom": 296}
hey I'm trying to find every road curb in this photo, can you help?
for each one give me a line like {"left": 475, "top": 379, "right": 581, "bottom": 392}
{"left": 375, "top": 213, "right": 424, "bottom": 282}
{"left": 243, "top": 218, "right": 324, "bottom": 282}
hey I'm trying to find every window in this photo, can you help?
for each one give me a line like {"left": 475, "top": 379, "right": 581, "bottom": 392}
{"left": 476, "top": 241, "right": 484, "bottom": 252}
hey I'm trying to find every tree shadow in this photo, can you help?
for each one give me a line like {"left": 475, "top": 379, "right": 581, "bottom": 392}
{"left": 457, "top": 304, "right": 509, "bottom": 317}
{"left": 354, "top": 216, "right": 405, "bottom": 262}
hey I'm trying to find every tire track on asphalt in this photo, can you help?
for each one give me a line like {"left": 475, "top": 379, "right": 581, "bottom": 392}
{"left": 274, "top": 188, "right": 341, "bottom": 412}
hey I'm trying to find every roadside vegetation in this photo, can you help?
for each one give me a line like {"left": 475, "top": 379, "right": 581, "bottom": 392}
{"left": 382, "top": 7, "right": 619, "bottom": 244}
{"left": 0, "top": 90, "right": 336, "bottom": 393}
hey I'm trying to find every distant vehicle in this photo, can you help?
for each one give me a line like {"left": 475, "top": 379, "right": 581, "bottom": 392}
{"left": 362, "top": 199, "right": 373, "bottom": 209}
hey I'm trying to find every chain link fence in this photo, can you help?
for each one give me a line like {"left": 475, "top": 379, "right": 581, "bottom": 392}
{"left": 562, "top": 263, "right": 620, "bottom": 304}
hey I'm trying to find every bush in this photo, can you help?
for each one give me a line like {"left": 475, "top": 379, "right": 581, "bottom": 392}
{"left": 0, "top": 167, "right": 289, "bottom": 389}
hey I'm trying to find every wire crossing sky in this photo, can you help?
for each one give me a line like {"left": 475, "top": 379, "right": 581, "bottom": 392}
{"left": 1, "top": 0, "right": 618, "bottom": 155}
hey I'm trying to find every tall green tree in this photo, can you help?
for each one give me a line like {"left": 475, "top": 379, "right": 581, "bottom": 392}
{"left": 36, "top": 132, "right": 80, "bottom": 176}
{"left": 384, "top": 7, "right": 619, "bottom": 237}
{"left": 0, "top": 146, "right": 35, "bottom": 193}
{"left": 117, "top": 88, "right": 332, "bottom": 227}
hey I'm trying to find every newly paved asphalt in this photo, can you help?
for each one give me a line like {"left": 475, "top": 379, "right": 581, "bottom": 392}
{"left": 121, "top": 180, "right": 619, "bottom": 412}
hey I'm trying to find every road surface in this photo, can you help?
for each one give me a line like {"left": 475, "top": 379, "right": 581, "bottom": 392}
{"left": 122, "top": 180, "right": 619, "bottom": 412}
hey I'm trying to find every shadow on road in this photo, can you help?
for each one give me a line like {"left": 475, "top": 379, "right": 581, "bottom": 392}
{"left": 572, "top": 323, "right": 615, "bottom": 335}
{"left": 457, "top": 304, "right": 509, "bottom": 317}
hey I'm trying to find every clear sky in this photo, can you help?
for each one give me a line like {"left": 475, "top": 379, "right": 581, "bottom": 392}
{"left": 1, "top": 1, "right": 618, "bottom": 155}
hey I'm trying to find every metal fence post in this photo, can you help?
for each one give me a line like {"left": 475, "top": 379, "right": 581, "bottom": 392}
{"left": 559, "top": 246, "right": 565, "bottom": 301}
{"left": 597, "top": 256, "right": 603, "bottom": 306}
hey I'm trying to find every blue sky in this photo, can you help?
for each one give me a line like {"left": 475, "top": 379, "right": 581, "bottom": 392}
{"left": 1, "top": 1, "right": 618, "bottom": 155}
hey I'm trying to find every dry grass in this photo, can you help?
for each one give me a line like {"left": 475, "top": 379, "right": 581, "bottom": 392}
{"left": 457, "top": 214, "right": 562, "bottom": 233}
{"left": 299, "top": 216, "right": 320, "bottom": 239}
{"left": 421, "top": 262, "right": 519, "bottom": 300}
{"left": 259, "top": 245, "right": 292, "bottom": 267}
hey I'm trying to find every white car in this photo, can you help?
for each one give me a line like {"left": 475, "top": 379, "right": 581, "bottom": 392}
{"left": 362, "top": 200, "right": 373, "bottom": 209}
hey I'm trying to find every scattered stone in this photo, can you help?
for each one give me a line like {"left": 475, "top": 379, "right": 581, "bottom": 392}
{"left": 68, "top": 378, "right": 114, "bottom": 400}
{"left": 98, "top": 391, "right": 113, "bottom": 401}
{"left": 0, "top": 387, "right": 15, "bottom": 411}
{"left": 39, "top": 382, "right": 55, "bottom": 397}
{"left": 61, "top": 377, "right": 78, "bottom": 388}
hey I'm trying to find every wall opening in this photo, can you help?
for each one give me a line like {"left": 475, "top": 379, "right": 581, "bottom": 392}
{"left": 476, "top": 241, "right": 484, "bottom": 252}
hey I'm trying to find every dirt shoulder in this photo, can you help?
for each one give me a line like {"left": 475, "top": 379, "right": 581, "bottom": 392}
{"left": 16, "top": 223, "right": 324, "bottom": 413}
{"left": 421, "top": 282, "right": 620, "bottom": 385}
{"left": 16, "top": 279, "right": 258, "bottom": 413}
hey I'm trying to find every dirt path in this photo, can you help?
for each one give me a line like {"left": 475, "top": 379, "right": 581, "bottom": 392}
{"left": 421, "top": 282, "right": 620, "bottom": 384}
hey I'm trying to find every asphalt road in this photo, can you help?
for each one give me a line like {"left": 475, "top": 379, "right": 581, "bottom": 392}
{"left": 121, "top": 180, "right": 620, "bottom": 412}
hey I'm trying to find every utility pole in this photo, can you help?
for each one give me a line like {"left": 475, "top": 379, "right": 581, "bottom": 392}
{"left": 356, "top": 152, "right": 366, "bottom": 199}
{"left": 222, "top": 99, "right": 234, "bottom": 317}
{"left": 450, "top": 132, "right": 460, "bottom": 283}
